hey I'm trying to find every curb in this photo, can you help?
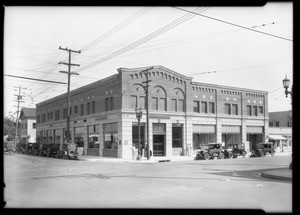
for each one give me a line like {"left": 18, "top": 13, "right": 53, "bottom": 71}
{"left": 261, "top": 170, "right": 292, "bottom": 181}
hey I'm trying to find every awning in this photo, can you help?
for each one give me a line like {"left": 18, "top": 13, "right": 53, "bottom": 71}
{"left": 268, "top": 135, "right": 288, "bottom": 140}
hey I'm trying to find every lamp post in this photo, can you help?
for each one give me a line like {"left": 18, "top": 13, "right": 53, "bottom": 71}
{"left": 135, "top": 108, "right": 143, "bottom": 160}
{"left": 282, "top": 74, "right": 292, "bottom": 170}
{"left": 140, "top": 67, "right": 154, "bottom": 160}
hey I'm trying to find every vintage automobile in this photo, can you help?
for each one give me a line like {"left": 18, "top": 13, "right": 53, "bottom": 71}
{"left": 224, "top": 143, "right": 247, "bottom": 158}
{"left": 46, "top": 143, "right": 61, "bottom": 157}
{"left": 250, "top": 142, "right": 275, "bottom": 157}
{"left": 38, "top": 143, "right": 51, "bottom": 157}
{"left": 16, "top": 142, "right": 26, "bottom": 154}
{"left": 195, "top": 142, "right": 225, "bottom": 160}
{"left": 31, "top": 143, "right": 41, "bottom": 156}
{"left": 26, "top": 143, "right": 37, "bottom": 155}
{"left": 4, "top": 141, "right": 16, "bottom": 155}
{"left": 56, "top": 143, "right": 78, "bottom": 160}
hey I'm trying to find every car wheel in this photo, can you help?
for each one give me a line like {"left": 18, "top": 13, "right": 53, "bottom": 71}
{"left": 242, "top": 151, "right": 247, "bottom": 158}
{"left": 218, "top": 152, "right": 225, "bottom": 159}
{"left": 260, "top": 151, "right": 264, "bottom": 157}
{"left": 228, "top": 152, "right": 233, "bottom": 159}
{"left": 196, "top": 154, "right": 201, "bottom": 160}
{"left": 204, "top": 153, "right": 210, "bottom": 160}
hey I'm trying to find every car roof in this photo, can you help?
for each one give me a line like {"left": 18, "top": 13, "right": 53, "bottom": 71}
{"left": 206, "top": 142, "right": 223, "bottom": 145}
{"left": 257, "top": 142, "right": 272, "bottom": 145}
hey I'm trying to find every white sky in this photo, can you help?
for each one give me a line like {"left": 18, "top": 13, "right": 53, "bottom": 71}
{"left": 4, "top": 3, "right": 293, "bottom": 118}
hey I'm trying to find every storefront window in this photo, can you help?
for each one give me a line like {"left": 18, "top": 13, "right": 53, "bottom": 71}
{"left": 172, "top": 125, "right": 182, "bottom": 148}
{"left": 103, "top": 123, "right": 118, "bottom": 149}
{"left": 88, "top": 125, "right": 99, "bottom": 148}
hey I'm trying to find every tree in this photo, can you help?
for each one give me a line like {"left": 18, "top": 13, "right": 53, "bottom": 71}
{"left": 3, "top": 117, "right": 16, "bottom": 138}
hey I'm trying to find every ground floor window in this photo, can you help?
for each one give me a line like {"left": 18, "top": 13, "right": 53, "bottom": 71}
{"left": 88, "top": 125, "right": 100, "bottom": 148}
{"left": 193, "top": 133, "right": 215, "bottom": 149}
{"left": 247, "top": 133, "right": 263, "bottom": 151}
{"left": 74, "top": 126, "right": 84, "bottom": 147}
{"left": 172, "top": 124, "right": 182, "bottom": 148}
{"left": 222, "top": 133, "right": 241, "bottom": 147}
{"left": 103, "top": 123, "right": 118, "bottom": 149}
{"left": 132, "top": 123, "right": 145, "bottom": 149}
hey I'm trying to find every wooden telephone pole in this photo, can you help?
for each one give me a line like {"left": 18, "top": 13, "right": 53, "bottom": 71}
{"left": 13, "top": 85, "right": 26, "bottom": 148}
{"left": 58, "top": 46, "right": 81, "bottom": 146}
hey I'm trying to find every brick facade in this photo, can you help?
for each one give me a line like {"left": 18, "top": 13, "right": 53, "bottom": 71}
{"left": 36, "top": 65, "right": 269, "bottom": 158}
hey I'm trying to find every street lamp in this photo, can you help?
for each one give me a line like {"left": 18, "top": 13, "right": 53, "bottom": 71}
{"left": 282, "top": 74, "right": 292, "bottom": 170}
{"left": 282, "top": 74, "right": 293, "bottom": 101}
{"left": 135, "top": 107, "right": 143, "bottom": 160}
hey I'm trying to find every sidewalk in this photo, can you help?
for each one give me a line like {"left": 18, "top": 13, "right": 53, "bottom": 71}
{"left": 78, "top": 155, "right": 195, "bottom": 163}
{"left": 261, "top": 168, "right": 292, "bottom": 181}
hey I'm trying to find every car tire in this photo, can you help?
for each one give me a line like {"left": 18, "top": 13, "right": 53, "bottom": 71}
{"left": 218, "top": 152, "right": 225, "bottom": 159}
{"left": 196, "top": 154, "right": 201, "bottom": 160}
{"left": 204, "top": 153, "right": 210, "bottom": 160}
{"left": 228, "top": 152, "right": 233, "bottom": 159}
{"left": 260, "top": 151, "right": 264, "bottom": 157}
{"left": 242, "top": 151, "right": 247, "bottom": 158}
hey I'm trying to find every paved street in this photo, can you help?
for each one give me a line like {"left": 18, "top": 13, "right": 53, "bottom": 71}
{"left": 4, "top": 153, "right": 292, "bottom": 212}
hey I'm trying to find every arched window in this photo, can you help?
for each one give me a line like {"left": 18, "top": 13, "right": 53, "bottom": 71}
{"left": 171, "top": 88, "right": 185, "bottom": 112}
{"left": 151, "top": 86, "right": 167, "bottom": 111}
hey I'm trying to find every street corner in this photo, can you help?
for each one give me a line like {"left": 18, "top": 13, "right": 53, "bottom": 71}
{"left": 261, "top": 168, "right": 292, "bottom": 181}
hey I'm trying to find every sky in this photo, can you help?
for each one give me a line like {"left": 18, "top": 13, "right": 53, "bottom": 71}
{"left": 4, "top": 3, "right": 293, "bottom": 119}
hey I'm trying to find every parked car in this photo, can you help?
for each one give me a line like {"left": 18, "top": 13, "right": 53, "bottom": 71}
{"left": 26, "top": 143, "right": 35, "bottom": 155}
{"left": 4, "top": 141, "right": 16, "bottom": 155}
{"left": 32, "top": 143, "right": 41, "bottom": 156}
{"left": 224, "top": 143, "right": 247, "bottom": 158}
{"left": 16, "top": 142, "right": 26, "bottom": 154}
{"left": 38, "top": 143, "right": 51, "bottom": 157}
{"left": 47, "top": 143, "right": 61, "bottom": 157}
{"left": 56, "top": 143, "right": 78, "bottom": 160}
{"left": 250, "top": 142, "right": 275, "bottom": 157}
{"left": 195, "top": 142, "right": 225, "bottom": 160}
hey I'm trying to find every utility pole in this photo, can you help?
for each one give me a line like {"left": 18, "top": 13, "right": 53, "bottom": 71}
{"left": 58, "top": 46, "right": 81, "bottom": 147}
{"left": 140, "top": 67, "right": 153, "bottom": 160}
{"left": 13, "top": 85, "right": 26, "bottom": 149}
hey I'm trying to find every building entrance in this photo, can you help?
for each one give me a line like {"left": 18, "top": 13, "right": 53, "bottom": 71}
{"left": 153, "top": 134, "right": 165, "bottom": 156}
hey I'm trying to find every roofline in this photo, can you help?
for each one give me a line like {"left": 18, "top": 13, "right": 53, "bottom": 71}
{"left": 36, "top": 73, "right": 119, "bottom": 107}
{"left": 117, "top": 65, "right": 193, "bottom": 81}
{"left": 191, "top": 81, "right": 268, "bottom": 94}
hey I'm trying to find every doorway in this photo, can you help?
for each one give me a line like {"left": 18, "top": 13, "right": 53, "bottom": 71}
{"left": 153, "top": 134, "right": 165, "bottom": 156}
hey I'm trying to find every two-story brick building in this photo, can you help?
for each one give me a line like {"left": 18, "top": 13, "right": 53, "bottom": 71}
{"left": 36, "top": 65, "right": 269, "bottom": 158}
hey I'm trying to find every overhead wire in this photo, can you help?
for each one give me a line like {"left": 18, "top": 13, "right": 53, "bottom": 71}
{"left": 173, "top": 7, "right": 292, "bottom": 42}
{"left": 76, "top": 7, "right": 209, "bottom": 73}
{"left": 29, "top": 8, "right": 153, "bottom": 100}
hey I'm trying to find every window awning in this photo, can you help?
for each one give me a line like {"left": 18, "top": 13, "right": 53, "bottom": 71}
{"left": 268, "top": 135, "right": 288, "bottom": 140}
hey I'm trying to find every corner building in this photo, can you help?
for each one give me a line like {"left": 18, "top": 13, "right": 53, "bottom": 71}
{"left": 36, "top": 66, "right": 269, "bottom": 159}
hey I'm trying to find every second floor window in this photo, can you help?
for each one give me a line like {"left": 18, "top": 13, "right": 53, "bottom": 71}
{"left": 253, "top": 106, "right": 258, "bottom": 116}
{"left": 209, "top": 102, "right": 215, "bottom": 114}
{"left": 105, "top": 97, "right": 114, "bottom": 111}
{"left": 232, "top": 104, "right": 238, "bottom": 115}
{"left": 201, "top": 101, "right": 207, "bottom": 113}
{"left": 92, "top": 101, "right": 95, "bottom": 114}
{"left": 225, "top": 103, "right": 231, "bottom": 115}
{"left": 74, "top": 106, "right": 78, "bottom": 114}
{"left": 193, "top": 101, "right": 199, "bottom": 113}
{"left": 81, "top": 104, "right": 84, "bottom": 116}
{"left": 247, "top": 105, "right": 252, "bottom": 116}
{"left": 87, "top": 103, "right": 90, "bottom": 115}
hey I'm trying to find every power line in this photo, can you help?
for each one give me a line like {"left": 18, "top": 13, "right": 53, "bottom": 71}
{"left": 4, "top": 74, "right": 67, "bottom": 84}
{"left": 188, "top": 61, "right": 291, "bottom": 75}
{"left": 76, "top": 7, "right": 209, "bottom": 73}
{"left": 173, "top": 7, "right": 292, "bottom": 42}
